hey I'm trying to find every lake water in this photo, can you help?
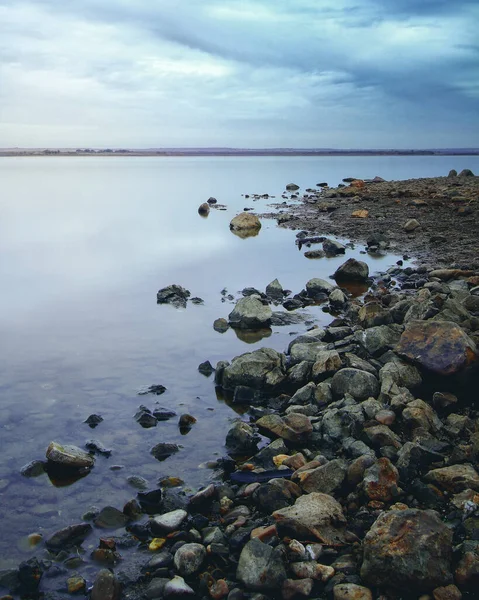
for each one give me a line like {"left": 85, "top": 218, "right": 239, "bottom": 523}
{"left": 1, "top": 155, "right": 478, "bottom": 573}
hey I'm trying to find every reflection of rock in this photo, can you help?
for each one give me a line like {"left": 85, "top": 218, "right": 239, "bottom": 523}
{"left": 45, "top": 463, "right": 91, "bottom": 487}
{"left": 198, "top": 202, "right": 210, "bottom": 216}
{"left": 230, "top": 212, "right": 262, "bottom": 235}
{"left": 233, "top": 327, "right": 272, "bottom": 344}
{"left": 231, "top": 227, "right": 260, "bottom": 239}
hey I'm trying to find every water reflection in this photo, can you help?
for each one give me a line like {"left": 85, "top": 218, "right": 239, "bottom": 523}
{"left": 233, "top": 327, "right": 272, "bottom": 344}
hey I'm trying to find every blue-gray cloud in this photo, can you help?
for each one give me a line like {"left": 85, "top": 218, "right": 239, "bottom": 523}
{"left": 0, "top": 0, "right": 477, "bottom": 147}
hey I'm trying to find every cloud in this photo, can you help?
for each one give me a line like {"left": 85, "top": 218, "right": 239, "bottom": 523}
{"left": 0, "top": 0, "right": 478, "bottom": 147}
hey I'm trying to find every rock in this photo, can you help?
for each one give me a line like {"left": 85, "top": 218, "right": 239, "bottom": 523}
{"left": 396, "top": 320, "right": 477, "bottom": 375}
{"left": 230, "top": 212, "right": 262, "bottom": 232}
{"left": 282, "top": 578, "right": 313, "bottom": 599}
{"left": 361, "top": 508, "right": 453, "bottom": 591}
{"left": 359, "top": 325, "right": 401, "bottom": 357}
{"left": 331, "top": 369, "right": 379, "bottom": 401}
{"left": 17, "top": 558, "right": 44, "bottom": 598}
{"left": 221, "top": 348, "right": 286, "bottom": 392}
{"left": 256, "top": 413, "right": 312, "bottom": 443}
{"left": 323, "top": 239, "right": 346, "bottom": 255}
{"left": 312, "top": 351, "right": 342, "bottom": 381}
{"left": 295, "top": 459, "right": 347, "bottom": 494}
{"left": 351, "top": 209, "right": 369, "bottom": 218}
{"left": 198, "top": 360, "right": 214, "bottom": 376}
{"left": 286, "top": 183, "right": 300, "bottom": 191}
{"left": 84, "top": 414, "right": 103, "bottom": 428}
{"left": 151, "top": 509, "right": 187, "bottom": 534}
{"left": 156, "top": 284, "right": 191, "bottom": 308}
{"left": 228, "top": 296, "right": 272, "bottom": 330}
{"left": 424, "top": 464, "right": 479, "bottom": 493}
{"left": 236, "top": 538, "right": 287, "bottom": 591}
{"left": 173, "top": 543, "right": 206, "bottom": 576}
{"left": 135, "top": 406, "right": 158, "bottom": 428}
{"left": 333, "top": 584, "right": 373, "bottom": 600}
{"left": 67, "top": 574, "right": 86, "bottom": 594}
{"left": 402, "top": 399, "right": 442, "bottom": 433}
{"left": 364, "top": 424, "right": 401, "bottom": 449}
{"left": 404, "top": 219, "right": 420, "bottom": 232}
{"left": 330, "top": 288, "right": 347, "bottom": 308}
{"left": 363, "top": 457, "right": 400, "bottom": 502}
{"left": 306, "top": 278, "right": 335, "bottom": 297}
{"left": 273, "top": 492, "right": 347, "bottom": 544}
{"left": 164, "top": 575, "right": 194, "bottom": 597}
{"left": 209, "top": 579, "right": 229, "bottom": 599}
{"left": 226, "top": 421, "right": 260, "bottom": 454}
{"left": 379, "top": 359, "right": 422, "bottom": 396}
{"left": 85, "top": 439, "right": 112, "bottom": 456}
{"left": 266, "top": 278, "right": 284, "bottom": 301}
{"left": 448, "top": 170, "right": 458, "bottom": 178}
{"left": 178, "top": 414, "right": 196, "bottom": 431}
{"left": 20, "top": 460, "right": 46, "bottom": 477}
{"left": 207, "top": 197, "right": 217, "bottom": 204}
{"left": 151, "top": 443, "right": 180, "bottom": 461}
{"left": 334, "top": 258, "right": 369, "bottom": 281}
{"left": 304, "top": 249, "right": 326, "bottom": 259}
{"left": 94, "top": 506, "right": 128, "bottom": 529}
{"left": 213, "top": 318, "right": 229, "bottom": 333}
{"left": 198, "top": 202, "right": 210, "bottom": 215}
{"left": 46, "top": 524, "right": 92, "bottom": 551}
{"left": 127, "top": 475, "right": 149, "bottom": 490}
{"left": 46, "top": 441, "right": 94, "bottom": 469}
{"left": 433, "top": 584, "right": 463, "bottom": 600}
{"left": 455, "top": 551, "right": 479, "bottom": 587}
{"left": 459, "top": 169, "right": 474, "bottom": 177}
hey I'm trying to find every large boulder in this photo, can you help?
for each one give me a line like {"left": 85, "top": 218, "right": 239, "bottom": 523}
{"left": 237, "top": 538, "right": 287, "bottom": 591}
{"left": 273, "top": 492, "right": 347, "bottom": 544}
{"left": 220, "top": 348, "right": 286, "bottom": 392}
{"left": 228, "top": 295, "right": 272, "bottom": 330}
{"left": 361, "top": 508, "right": 453, "bottom": 591}
{"left": 230, "top": 212, "right": 262, "bottom": 232}
{"left": 334, "top": 258, "right": 369, "bottom": 281}
{"left": 396, "top": 320, "right": 477, "bottom": 375}
{"left": 331, "top": 368, "right": 379, "bottom": 400}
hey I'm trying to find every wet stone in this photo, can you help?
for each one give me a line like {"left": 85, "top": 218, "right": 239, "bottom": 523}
{"left": 46, "top": 441, "right": 94, "bottom": 469}
{"left": 151, "top": 443, "right": 180, "bottom": 461}
{"left": 94, "top": 506, "right": 128, "bottom": 529}
{"left": 173, "top": 543, "right": 206, "bottom": 576}
{"left": 46, "top": 523, "right": 92, "bottom": 551}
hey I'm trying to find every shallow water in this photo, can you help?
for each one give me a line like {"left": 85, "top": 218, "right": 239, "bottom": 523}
{"left": 0, "top": 155, "right": 478, "bottom": 571}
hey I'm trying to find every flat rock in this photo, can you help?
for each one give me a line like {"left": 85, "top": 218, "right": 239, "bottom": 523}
{"left": 46, "top": 523, "right": 92, "bottom": 551}
{"left": 361, "top": 508, "right": 453, "bottom": 591}
{"left": 256, "top": 413, "right": 312, "bottom": 443}
{"left": 91, "top": 569, "right": 121, "bottom": 600}
{"left": 273, "top": 492, "right": 347, "bottom": 544}
{"left": 396, "top": 320, "right": 477, "bottom": 375}
{"left": 46, "top": 441, "right": 94, "bottom": 469}
{"left": 94, "top": 506, "right": 128, "bottom": 529}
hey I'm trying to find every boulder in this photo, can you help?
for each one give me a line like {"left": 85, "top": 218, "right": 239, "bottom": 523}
{"left": 221, "top": 348, "right": 286, "bottom": 392}
{"left": 447, "top": 169, "right": 458, "bottom": 178}
{"left": 228, "top": 295, "right": 272, "bottom": 329}
{"left": 334, "top": 259, "right": 369, "bottom": 281}
{"left": 230, "top": 212, "right": 262, "bottom": 232}
{"left": 396, "top": 320, "right": 477, "bottom": 375}
{"left": 323, "top": 239, "right": 346, "bottom": 255}
{"left": 273, "top": 492, "right": 347, "bottom": 544}
{"left": 237, "top": 538, "right": 287, "bottom": 591}
{"left": 459, "top": 169, "right": 474, "bottom": 177}
{"left": 266, "top": 278, "right": 284, "bottom": 301}
{"left": 331, "top": 368, "right": 379, "bottom": 401}
{"left": 306, "top": 278, "right": 335, "bottom": 297}
{"left": 46, "top": 523, "right": 92, "bottom": 551}
{"left": 46, "top": 442, "right": 94, "bottom": 469}
{"left": 361, "top": 508, "right": 453, "bottom": 591}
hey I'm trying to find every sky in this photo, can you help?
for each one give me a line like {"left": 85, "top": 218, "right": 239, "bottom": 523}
{"left": 0, "top": 0, "right": 478, "bottom": 149}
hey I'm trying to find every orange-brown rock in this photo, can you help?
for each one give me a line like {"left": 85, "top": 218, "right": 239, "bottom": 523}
{"left": 350, "top": 179, "right": 365, "bottom": 188}
{"left": 396, "top": 320, "right": 477, "bottom": 375}
{"left": 351, "top": 209, "right": 369, "bottom": 218}
{"left": 363, "top": 457, "right": 400, "bottom": 502}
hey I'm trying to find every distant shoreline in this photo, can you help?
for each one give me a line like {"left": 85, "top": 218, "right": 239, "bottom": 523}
{"left": 1, "top": 149, "right": 479, "bottom": 158}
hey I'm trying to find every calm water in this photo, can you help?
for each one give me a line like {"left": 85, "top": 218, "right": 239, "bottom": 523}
{"left": 0, "top": 155, "right": 478, "bottom": 571}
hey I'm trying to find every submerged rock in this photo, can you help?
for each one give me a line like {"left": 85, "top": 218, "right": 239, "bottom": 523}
{"left": 91, "top": 569, "right": 121, "bottom": 600}
{"left": 46, "top": 523, "right": 92, "bottom": 551}
{"left": 151, "top": 443, "right": 180, "bottom": 461}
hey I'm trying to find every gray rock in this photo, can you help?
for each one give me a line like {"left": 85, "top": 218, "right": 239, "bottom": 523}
{"left": 228, "top": 296, "right": 272, "bottom": 329}
{"left": 361, "top": 509, "right": 453, "bottom": 591}
{"left": 296, "top": 459, "right": 347, "bottom": 494}
{"left": 404, "top": 218, "right": 420, "bottom": 232}
{"left": 221, "top": 348, "right": 286, "bottom": 391}
{"left": 46, "top": 442, "right": 94, "bottom": 469}
{"left": 213, "top": 318, "right": 229, "bottom": 333}
{"left": 364, "top": 424, "right": 401, "bottom": 449}
{"left": 379, "top": 358, "right": 422, "bottom": 397}
{"left": 94, "top": 506, "right": 128, "bottom": 529}
{"left": 306, "top": 278, "right": 335, "bottom": 297}
{"left": 151, "top": 509, "right": 187, "bottom": 534}
{"left": 151, "top": 443, "right": 180, "bottom": 461}
{"left": 329, "top": 288, "right": 347, "bottom": 308}
{"left": 286, "top": 361, "right": 313, "bottom": 388}
{"left": 46, "top": 524, "right": 92, "bottom": 551}
{"left": 225, "top": 421, "right": 260, "bottom": 454}
{"left": 311, "top": 350, "right": 342, "bottom": 382}
{"left": 286, "top": 183, "right": 300, "bottom": 191}
{"left": 358, "top": 325, "right": 401, "bottom": 357}
{"left": 323, "top": 239, "right": 346, "bottom": 255}
{"left": 459, "top": 169, "right": 474, "bottom": 177}
{"left": 331, "top": 368, "right": 379, "bottom": 400}
{"left": 91, "top": 569, "right": 121, "bottom": 600}
{"left": 334, "top": 258, "right": 369, "bottom": 281}
{"left": 156, "top": 285, "right": 191, "bottom": 308}
{"left": 266, "top": 278, "right": 284, "bottom": 301}
{"left": 236, "top": 538, "right": 287, "bottom": 591}
{"left": 173, "top": 543, "right": 206, "bottom": 576}
{"left": 230, "top": 212, "right": 262, "bottom": 231}
{"left": 164, "top": 575, "right": 194, "bottom": 597}
{"left": 290, "top": 342, "right": 329, "bottom": 365}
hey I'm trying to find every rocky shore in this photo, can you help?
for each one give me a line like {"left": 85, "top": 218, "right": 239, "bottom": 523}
{"left": 2, "top": 174, "right": 479, "bottom": 600}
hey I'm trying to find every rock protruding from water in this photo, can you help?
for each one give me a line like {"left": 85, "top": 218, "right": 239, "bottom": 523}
{"left": 397, "top": 320, "right": 477, "bottom": 375}
{"left": 156, "top": 284, "right": 191, "bottom": 308}
{"left": 361, "top": 508, "right": 453, "bottom": 591}
{"left": 334, "top": 258, "right": 369, "bottom": 281}
{"left": 219, "top": 348, "right": 286, "bottom": 392}
{"left": 46, "top": 442, "right": 94, "bottom": 469}
{"left": 286, "top": 183, "right": 300, "bottom": 191}
{"left": 198, "top": 202, "right": 210, "bottom": 215}
{"left": 228, "top": 295, "right": 272, "bottom": 329}
{"left": 46, "top": 523, "right": 92, "bottom": 551}
{"left": 230, "top": 212, "right": 262, "bottom": 232}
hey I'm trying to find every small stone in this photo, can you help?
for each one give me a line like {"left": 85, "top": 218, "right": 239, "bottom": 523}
{"left": 67, "top": 575, "right": 86, "bottom": 595}
{"left": 213, "top": 318, "right": 230, "bottom": 333}
{"left": 164, "top": 575, "right": 195, "bottom": 597}
{"left": 237, "top": 538, "right": 287, "bottom": 591}
{"left": 282, "top": 578, "right": 313, "bottom": 600}
{"left": 151, "top": 509, "right": 188, "bottom": 534}
{"left": 149, "top": 538, "right": 167, "bottom": 551}
{"left": 209, "top": 579, "right": 229, "bottom": 600}
{"left": 433, "top": 584, "right": 462, "bottom": 600}
{"left": 94, "top": 506, "right": 128, "bottom": 529}
{"left": 151, "top": 443, "right": 180, "bottom": 461}
{"left": 333, "top": 583, "right": 373, "bottom": 600}
{"left": 351, "top": 209, "right": 369, "bottom": 218}
{"left": 84, "top": 414, "right": 103, "bottom": 428}
{"left": 404, "top": 219, "right": 420, "bottom": 232}
{"left": 198, "top": 361, "right": 215, "bottom": 376}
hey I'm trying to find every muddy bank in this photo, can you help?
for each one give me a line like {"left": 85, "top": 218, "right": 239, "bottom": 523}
{"left": 259, "top": 172, "right": 479, "bottom": 269}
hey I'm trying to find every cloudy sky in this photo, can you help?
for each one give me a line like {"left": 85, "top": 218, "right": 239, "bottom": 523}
{"left": 1, "top": 0, "right": 478, "bottom": 149}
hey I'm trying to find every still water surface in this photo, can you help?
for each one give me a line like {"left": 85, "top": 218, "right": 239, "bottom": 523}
{"left": 1, "top": 155, "right": 478, "bottom": 569}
